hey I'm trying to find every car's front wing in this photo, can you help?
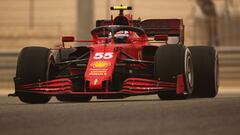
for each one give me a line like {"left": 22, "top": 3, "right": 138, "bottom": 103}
{"left": 12, "top": 75, "right": 186, "bottom": 96}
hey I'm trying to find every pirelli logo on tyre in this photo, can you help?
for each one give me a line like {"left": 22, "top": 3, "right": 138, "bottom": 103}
{"left": 91, "top": 61, "right": 111, "bottom": 68}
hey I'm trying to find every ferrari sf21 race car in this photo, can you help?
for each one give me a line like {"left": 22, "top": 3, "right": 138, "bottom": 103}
{"left": 10, "top": 6, "right": 219, "bottom": 103}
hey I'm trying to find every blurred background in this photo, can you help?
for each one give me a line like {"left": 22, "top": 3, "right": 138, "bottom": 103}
{"left": 0, "top": 0, "right": 240, "bottom": 89}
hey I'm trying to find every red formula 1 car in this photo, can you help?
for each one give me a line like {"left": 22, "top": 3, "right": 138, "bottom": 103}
{"left": 11, "top": 6, "right": 219, "bottom": 103}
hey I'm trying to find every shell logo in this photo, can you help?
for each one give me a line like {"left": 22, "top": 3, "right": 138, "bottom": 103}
{"left": 91, "top": 61, "right": 111, "bottom": 68}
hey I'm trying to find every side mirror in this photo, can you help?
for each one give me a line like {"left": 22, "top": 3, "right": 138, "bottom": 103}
{"left": 62, "top": 36, "right": 75, "bottom": 42}
{"left": 154, "top": 35, "right": 168, "bottom": 42}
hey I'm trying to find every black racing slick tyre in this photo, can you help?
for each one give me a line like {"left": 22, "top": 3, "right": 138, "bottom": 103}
{"left": 189, "top": 46, "right": 219, "bottom": 98}
{"left": 154, "top": 45, "right": 194, "bottom": 100}
{"left": 55, "top": 48, "right": 76, "bottom": 62}
{"left": 15, "top": 46, "right": 57, "bottom": 104}
{"left": 56, "top": 95, "right": 92, "bottom": 102}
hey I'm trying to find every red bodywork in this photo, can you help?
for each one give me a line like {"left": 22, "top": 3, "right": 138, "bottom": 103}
{"left": 14, "top": 7, "right": 186, "bottom": 98}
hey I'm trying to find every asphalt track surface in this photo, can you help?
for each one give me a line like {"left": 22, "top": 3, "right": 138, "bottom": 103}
{"left": 0, "top": 88, "right": 240, "bottom": 135}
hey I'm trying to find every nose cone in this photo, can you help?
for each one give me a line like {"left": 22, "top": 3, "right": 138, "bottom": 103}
{"left": 85, "top": 45, "right": 120, "bottom": 90}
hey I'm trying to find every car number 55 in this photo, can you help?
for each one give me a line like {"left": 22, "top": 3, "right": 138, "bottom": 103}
{"left": 94, "top": 52, "right": 113, "bottom": 59}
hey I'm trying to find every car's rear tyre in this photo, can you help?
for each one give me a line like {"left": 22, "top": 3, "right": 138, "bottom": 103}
{"left": 56, "top": 95, "right": 92, "bottom": 102}
{"left": 189, "top": 46, "right": 219, "bottom": 98}
{"left": 15, "top": 46, "right": 57, "bottom": 104}
{"left": 55, "top": 48, "right": 76, "bottom": 62}
{"left": 154, "top": 45, "right": 194, "bottom": 100}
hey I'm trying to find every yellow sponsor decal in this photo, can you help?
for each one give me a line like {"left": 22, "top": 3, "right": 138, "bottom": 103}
{"left": 89, "top": 72, "right": 107, "bottom": 76}
{"left": 91, "top": 61, "right": 111, "bottom": 68}
{"left": 113, "top": 6, "right": 128, "bottom": 10}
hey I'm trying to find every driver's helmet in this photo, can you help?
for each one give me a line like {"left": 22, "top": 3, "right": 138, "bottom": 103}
{"left": 113, "top": 30, "right": 129, "bottom": 43}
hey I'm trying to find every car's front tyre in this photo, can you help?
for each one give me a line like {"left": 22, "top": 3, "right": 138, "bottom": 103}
{"left": 154, "top": 45, "right": 194, "bottom": 100}
{"left": 15, "top": 46, "right": 57, "bottom": 104}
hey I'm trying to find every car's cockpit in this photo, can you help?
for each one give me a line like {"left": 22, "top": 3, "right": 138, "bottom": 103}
{"left": 91, "top": 25, "right": 147, "bottom": 44}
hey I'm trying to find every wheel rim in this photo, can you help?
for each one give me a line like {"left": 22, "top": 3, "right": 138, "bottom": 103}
{"left": 46, "top": 54, "right": 56, "bottom": 80}
{"left": 185, "top": 49, "right": 194, "bottom": 94}
{"left": 215, "top": 53, "right": 219, "bottom": 93}
{"left": 187, "top": 57, "right": 193, "bottom": 88}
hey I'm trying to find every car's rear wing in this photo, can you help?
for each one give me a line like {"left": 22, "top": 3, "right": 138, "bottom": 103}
{"left": 140, "top": 19, "right": 184, "bottom": 44}
{"left": 96, "top": 19, "right": 184, "bottom": 44}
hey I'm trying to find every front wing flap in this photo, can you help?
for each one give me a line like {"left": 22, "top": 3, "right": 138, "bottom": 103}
{"left": 13, "top": 76, "right": 185, "bottom": 96}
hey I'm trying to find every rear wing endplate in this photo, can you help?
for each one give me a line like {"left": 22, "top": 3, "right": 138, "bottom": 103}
{"left": 140, "top": 19, "right": 184, "bottom": 44}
